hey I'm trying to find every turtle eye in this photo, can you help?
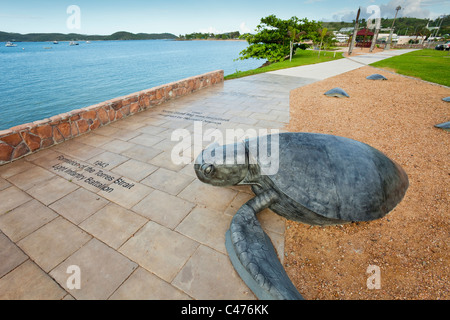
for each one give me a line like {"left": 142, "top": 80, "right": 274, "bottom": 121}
{"left": 202, "top": 164, "right": 214, "bottom": 175}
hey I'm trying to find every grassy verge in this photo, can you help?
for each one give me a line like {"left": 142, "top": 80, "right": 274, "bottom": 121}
{"left": 370, "top": 49, "right": 450, "bottom": 87}
{"left": 225, "top": 49, "right": 344, "bottom": 80}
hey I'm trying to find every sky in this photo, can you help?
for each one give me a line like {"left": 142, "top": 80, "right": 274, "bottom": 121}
{"left": 0, "top": 0, "right": 448, "bottom": 35}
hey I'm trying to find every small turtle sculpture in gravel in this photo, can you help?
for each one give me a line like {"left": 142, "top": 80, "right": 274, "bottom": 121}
{"left": 195, "top": 132, "right": 409, "bottom": 300}
{"left": 435, "top": 122, "right": 450, "bottom": 131}
{"left": 367, "top": 74, "right": 388, "bottom": 80}
{"left": 324, "top": 87, "right": 350, "bottom": 98}
{"left": 443, "top": 97, "right": 450, "bottom": 102}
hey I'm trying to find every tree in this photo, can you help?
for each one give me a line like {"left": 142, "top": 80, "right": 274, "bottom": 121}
{"left": 238, "top": 15, "right": 324, "bottom": 63}
{"left": 317, "top": 27, "right": 328, "bottom": 57}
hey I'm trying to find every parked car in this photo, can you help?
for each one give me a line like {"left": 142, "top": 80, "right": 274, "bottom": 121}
{"left": 444, "top": 41, "right": 450, "bottom": 50}
{"left": 435, "top": 44, "right": 444, "bottom": 50}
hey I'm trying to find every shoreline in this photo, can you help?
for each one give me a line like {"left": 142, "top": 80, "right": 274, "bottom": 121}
{"left": 175, "top": 39, "right": 246, "bottom": 42}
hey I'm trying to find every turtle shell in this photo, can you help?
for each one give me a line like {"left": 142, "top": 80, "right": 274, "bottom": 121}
{"left": 248, "top": 133, "right": 409, "bottom": 222}
{"left": 367, "top": 74, "right": 388, "bottom": 80}
{"left": 443, "top": 97, "right": 450, "bottom": 102}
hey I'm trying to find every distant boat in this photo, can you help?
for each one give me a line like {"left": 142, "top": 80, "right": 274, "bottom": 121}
{"left": 5, "top": 41, "right": 17, "bottom": 47}
{"left": 69, "top": 41, "right": 79, "bottom": 46}
{"left": 53, "top": 41, "right": 59, "bottom": 44}
{"left": 86, "top": 41, "right": 91, "bottom": 44}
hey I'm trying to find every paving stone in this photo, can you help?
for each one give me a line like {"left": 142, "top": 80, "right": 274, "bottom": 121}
{"left": 0, "top": 159, "right": 36, "bottom": 179}
{"left": 119, "top": 221, "right": 199, "bottom": 282}
{"left": 137, "top": 124, "right": 169, "bottom": 136}
{"left": 86, "top": 151, "right": 129, "bottom": 170}
{"left": 140, "top": 168, "right": 194, "bottom": 196}
{"left": 178, "top": 163, "right": 197, "bottom": 178}
{"left": 109, "top": 118, "right": 146, "bottom": 131}
{"left": 0, "top": 260, "right": 67, "bottom": 300}
{"left": 128, "top": 133, "right": 165, "bottom": 148}
{"left": 55, "top": 141, "right": 105, "bottom": 161}
{"left": 172, "top": 245, "right": 256, "bottom": 300}
{"left": 149, "top": 150, "right": 189, "bottom": 172}
{"left": 266, "top": 229, "right": 285, "bottom": 264}
{"left": 138, "top": 117, "right": 168, "bottom": 127}
{"left": 0, "top": 177, "right": 11, "bottom": 191}
{"left": 151, "top": 137, "right": 186, "bottom": 152}
{"left": 75, "top": 133, "right": 114, "bottom": 147}
{"left": 178, "top": 179, "right": 237, "bottom": 212}
{"left": 26, "top": 176, "right": 79, "bottom": 206}
{"left": 109, "top": 267, "right": 191, "bottom": 300}
{"left": 258, "top": 208, "right": 286, "bottom": 235}
{"left": 0, "top": 232, "right": 28, "bottom": 278}
{"left": 7, "top": 166, "right": 55, "bottom": 191}
{"left": 80, "top": 203, "right": 147, "bottom": 249}
{"left": 111, "top": 159, "right": 158, "bottom": 182}
{"left": 0, "top": 187, "right": 33, "bottom": 216}
{"left": 121, "top": 144, "right": 162, "bottom": 163}
{"left": 94, "top": 125, "right": 141, "bottom": 141}
{"left": 132, "top": 190, "right": 195, "bottom": 229}
{"left": 98, "top": 179, "right": 153, "bottom": 209}
{"left": 100, "top": 139, "right": 135, "bottom": 154}
{"left": 175, "top": 206, "right": 231, "bottom": 254}
{"left": 50, "top": 238, "right": 137, "bottom": 300}
{"left": 0, "top": 200, "right": 58, "bottom": 242}
{"left": 49, "top": 188, "right": 109, "bottom": 225}
{"left": 27, "top": 150, "right": 64, "bottom": 169}
{"left": 223, "top": 192, "right": 254, "bottom": 217}
{"left": 159, "top": 119, "right": 192, "bottom": 129}
{"left": 18, "top": 217, "right": 91, "bottom": 272}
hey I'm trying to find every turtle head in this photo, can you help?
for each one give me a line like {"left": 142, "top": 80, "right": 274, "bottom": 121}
{"left": 194, "top": 142, "right": 248, "bottom": 187}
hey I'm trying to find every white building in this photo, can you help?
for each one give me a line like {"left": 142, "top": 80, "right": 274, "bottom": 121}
{"left": 333, "top": 32, "right": 349, "bottom": 43}
{"left": 396, "top": 35, "right": 426, "bottom": 45}
{"left": 377, "top": 33, "right": 399, "bottom": 43}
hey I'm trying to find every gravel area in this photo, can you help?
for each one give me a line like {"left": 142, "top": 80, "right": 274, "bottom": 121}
{"left": 284, "top": 66, "right": 449, "bottom": 300}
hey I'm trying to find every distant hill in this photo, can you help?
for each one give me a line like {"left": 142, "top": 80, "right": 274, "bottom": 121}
{"left": 0, "top": 31, "right": 178, "bottom": 42}
{"left": 178, "top": 31, "right": 241, "bottom": 40}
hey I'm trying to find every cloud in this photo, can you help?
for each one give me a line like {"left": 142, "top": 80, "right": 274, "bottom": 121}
{"left": 239, "top": 22, "right": 251, "bottom": 34}
{"left": 331, "top": 0, "right": 437, "bottom": 22}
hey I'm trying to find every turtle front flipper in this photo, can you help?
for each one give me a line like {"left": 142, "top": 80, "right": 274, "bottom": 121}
{"left": 226, "top": 190, "right": 304, "bottom": 300}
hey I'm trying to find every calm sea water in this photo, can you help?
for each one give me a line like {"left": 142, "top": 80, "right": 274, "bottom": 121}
{"left": 0, "top": 40, "right": 263, "bottom": 130}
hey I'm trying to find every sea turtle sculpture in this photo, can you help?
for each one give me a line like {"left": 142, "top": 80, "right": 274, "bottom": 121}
{"left": 367, "top": 74, "right": 388, "bottom": 80}
{"left": 194, "top": 132, "right": 409, "bottom": 300}
{"left": 324, "top": 87, "right": 350, "bottom": 98}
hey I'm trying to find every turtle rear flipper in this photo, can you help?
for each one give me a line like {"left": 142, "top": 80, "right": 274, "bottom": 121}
{"left": 227, "top": 190, "right": 304, "bottom": 300}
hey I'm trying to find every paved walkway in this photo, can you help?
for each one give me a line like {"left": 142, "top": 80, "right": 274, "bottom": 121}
{"left": 0, "top": 49, "right": 414, "bottom": 300}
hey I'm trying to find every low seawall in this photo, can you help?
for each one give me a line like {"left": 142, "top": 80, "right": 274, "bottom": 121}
{"left": 0, "top": 70, "right": 224, "bottom": 165}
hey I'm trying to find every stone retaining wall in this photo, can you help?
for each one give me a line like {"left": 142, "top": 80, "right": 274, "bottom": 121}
{"left": 0, "top": 70, "right": 224, "bottom": 165}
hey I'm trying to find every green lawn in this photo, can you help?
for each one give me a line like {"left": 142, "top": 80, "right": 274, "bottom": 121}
{"left": 224, "top": 49, "right": 344, "bottom": 80}
{"left": 370, "top": 49, "right": 450, "bottom": 87}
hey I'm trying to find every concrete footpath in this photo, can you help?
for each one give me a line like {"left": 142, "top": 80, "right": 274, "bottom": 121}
{"left": 268, "top": 48, "right": 417, "bottom": 79}
{"left": 0, "top": 49, "right": 414, "bottom": 300}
